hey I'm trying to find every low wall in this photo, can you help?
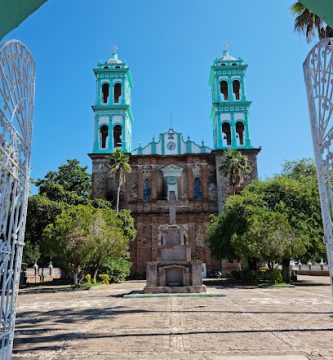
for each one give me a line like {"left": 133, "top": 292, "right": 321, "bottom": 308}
{"left": 25, "top": 267, "right": 67, "bottom": 284}
{"left": 295, "top": 270, "right": 329, "bottom": 276}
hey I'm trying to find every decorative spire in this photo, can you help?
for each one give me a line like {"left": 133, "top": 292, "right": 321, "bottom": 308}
{"left": 112, "top": 44, "right": 119, "bottom": 60}
{"left": 223, "top": 43, "right": 229, "bottom": 57}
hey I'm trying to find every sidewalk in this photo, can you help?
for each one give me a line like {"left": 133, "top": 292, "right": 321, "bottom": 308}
{"left": 13, "top": 277, "right": 333, "bottom": 359}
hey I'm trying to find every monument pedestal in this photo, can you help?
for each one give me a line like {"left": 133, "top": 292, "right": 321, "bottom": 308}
{"left": 144, "top": 191, "right": 206, "bottom": 294}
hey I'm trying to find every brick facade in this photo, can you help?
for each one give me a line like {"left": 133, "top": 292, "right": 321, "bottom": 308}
{"left": 89, "top": 149, "right": 260, "bottom": 278}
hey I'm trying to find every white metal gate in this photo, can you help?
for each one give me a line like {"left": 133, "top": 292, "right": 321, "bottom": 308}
{"left": 304, "top": 38, "right": 333, "bottom": 295}
{"left": 0, "top": 40, "right": 35, "bottom": 359}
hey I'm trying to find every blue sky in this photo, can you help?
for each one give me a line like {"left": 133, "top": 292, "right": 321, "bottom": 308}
{"left": 3, "top": 0, "right": 314, "bottom": 182}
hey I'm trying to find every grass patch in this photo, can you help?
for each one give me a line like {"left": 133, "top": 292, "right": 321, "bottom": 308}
{"left": 258, "top": 282, "right": 295, "bottom": 288}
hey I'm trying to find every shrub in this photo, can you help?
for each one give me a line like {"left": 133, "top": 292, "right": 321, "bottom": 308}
{"left": 101, "top": 257, "right": 132, "bottom": 283}
{"left": 84, "top": 274, "right": 92, "bottom": 284}
{"left": 98, "top": 273, "right": 110, "bottom": 284}
{"left": 263, "top": 268, "right": 283, "bottom": 284}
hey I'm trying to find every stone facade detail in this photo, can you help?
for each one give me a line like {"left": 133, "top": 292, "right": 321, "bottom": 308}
{"left": 89, "top": 148, "right": 260, "bottom": 278}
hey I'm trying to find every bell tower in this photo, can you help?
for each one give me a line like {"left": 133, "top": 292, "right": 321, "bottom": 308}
{"left": 92, "top": 46, "right": 133, "bottom": 154}
{"left": 209, "top": 47, "right": 252, "bottom": 150}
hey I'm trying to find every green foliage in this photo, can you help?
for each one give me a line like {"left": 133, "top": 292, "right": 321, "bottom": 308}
{"left": 41, "top": 205, "right": 132, "bottom": 284}
{"left": 25, "top": 195, "right": 66, "bottom": 265}
{"left": 98, "top": 273, "right": 110, "bottom": 284}
{"left": 231, "top": 208, "right": 296, "bottom": 268}
{"left": 117, "top": 209, "right": 137, "bottom": 242}
{"left": 42, "top": 205, "right": 94, "bottom": 281}
{"left": 219, "top": 149, "right": 252, "bottom": 194}
{"left": 207, "top": 159, "right": 325, "bottom": 270}
{"left": 35, "top": 159, "right": 91, "bottom": 198}
{"left": 101, "top": 257, "right": 132, "bottom": 283}
{"left": 25, "top": 159, "right": 115, "bottom": 266}
{"left": 290, "top": 2, "right": 333, "bottom": 42}
{"left": 263, "top": 268, "right": 283, "bottom": 284}
{"left": 22, "top": 241, "right": 41, "bottom": 266}
{"left": 282, "top": 158, "right": 316, "bottom": 179}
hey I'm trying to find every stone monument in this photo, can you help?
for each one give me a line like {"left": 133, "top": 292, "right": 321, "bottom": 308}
{"left": 144, "top": 191, "right": 206, "bottom": 293}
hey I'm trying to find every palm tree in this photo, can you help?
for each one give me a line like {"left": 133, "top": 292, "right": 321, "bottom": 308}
{"left": 219, "top": 149, "right": 252, "bottom": 195}
{"left": 109, "top": 149, "right": 132, "bottom": 213}
{"left": 290, "top": 1, "right": 333, "bottom": 42}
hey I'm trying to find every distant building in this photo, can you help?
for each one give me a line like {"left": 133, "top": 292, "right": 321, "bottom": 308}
{"left": 89, "top": 47, "right": 261, "bottom": 277}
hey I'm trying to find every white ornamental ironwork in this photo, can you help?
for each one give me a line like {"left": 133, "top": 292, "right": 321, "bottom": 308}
{"left": 303, "top": 38, "right": 333, "bottom": 295}
{"left": 0, "top": 40, "right": 35, "bottom": 358}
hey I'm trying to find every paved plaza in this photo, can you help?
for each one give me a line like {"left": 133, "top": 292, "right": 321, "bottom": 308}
{"left": 12, "top": 277, "right": 333, "bottom": 360}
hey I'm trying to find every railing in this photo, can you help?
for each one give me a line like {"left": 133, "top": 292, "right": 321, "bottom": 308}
{"left": 304, "top": 38, "right": 333, "bottom": 294}
{"left": 0, "top": 40, "right": 35, "bottom": 359}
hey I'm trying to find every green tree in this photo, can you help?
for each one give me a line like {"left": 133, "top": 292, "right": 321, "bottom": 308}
{"left": 35, "top": 159, "right": 91, "bottom": 198}
{"left": 42, "top": 205, "right": 93, "bottom": 285}
{"left": 290, "top": 2, "right": 333, "bottom": 42}
{"left": 219, "top": 149, "right": 252, "bottom": 195}
{"left": 282, "top": 158, "right": 316, "bottom": 179}
{"left": 231, "top": 209, "right": 295, "bottom": 270}
{"left": 88, "top": 209, "right": 130, "bottom": 282}
{"left": 109, "top": 149, "right": 132, "bottom": 213}
{"left": 207, "top": 159, "right": 324, "bottom": 282}
{"left": 24, "top": 195, "right": 66, "bottom": 265}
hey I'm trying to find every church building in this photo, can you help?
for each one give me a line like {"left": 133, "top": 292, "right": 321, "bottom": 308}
{"left": 89, "top": 47, "right": 261, "bottom": 277}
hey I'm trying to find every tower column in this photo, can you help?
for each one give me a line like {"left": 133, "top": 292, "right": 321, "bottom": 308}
{"left": 231, "top": 113, "right": 237, "bottom": 147}
{"left": 151, "top": 163, "right": 157, "bottom": 200}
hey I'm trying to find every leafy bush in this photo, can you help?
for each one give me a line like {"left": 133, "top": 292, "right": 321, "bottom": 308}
{"left": 101, "top": 257, "right": 132, "bottom": 283}
{"left": 263, "top": 268, "right": 283, "bottom": 284}
{"left": 98, "top": 273, "right": 110, "bottom": 284}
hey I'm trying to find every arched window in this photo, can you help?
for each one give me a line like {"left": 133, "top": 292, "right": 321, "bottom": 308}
{"left": 114, "top": 83, "right": 122, "bottom": 103}
{"left": 236, "top": 122, "right": 245, "bottom": 145}
{"left": 232, "top": 63, "right": 237, "bottom": 66}
{"left": 113, "top": 125, "right": 122, "bottom": 148}
{"left": 193, "top": 178, "right": 203, "bottom": 200}
{"left": 233, "top": 80, "right": 241, "bottom": 100}
{"left": 102, "top": 83, "right": 109, "bottom": 104}
{"left": 222, "top": 122, "right": 231, "bottom": 146}
{"left": 143, "top": 179, "right": 152, "bottom": 201}
{"left": 220, "top": 80, "right": 229, "bottom": 100}
{"left": 100, "top": 125, "right": 108, "bottom": 149}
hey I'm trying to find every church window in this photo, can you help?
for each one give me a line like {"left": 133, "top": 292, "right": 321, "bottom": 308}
{"left": 115, "top": 65, "right": 120, "bottom": 69}
{"left": 236, "top": 122, "right": 245, "bottom": 145}
{"left": 143, "top": 179, "right": 152, "bottom": 201}
{"left": 113, "top": 125, "right": 122, "bottom": 148}
{"left": 232, "top": 63, "right": 237, "bottom": 66}
{"left": 114, "top": 83, "right": 122, "bottom": 103}
{"left": 193, "top": 178, "right": 203, "bottom": 200}
{"left": 220, "top": 80, "right": 229, "bottom": 100}
{"left": 222, "top": 122, "right": 231, "bottom": 146}
{"left": 233, "top": 80, "right": 241, "bottom": 100}
{"left": 102, "top": 83, "right": 109, "bottom": 104}
{"left": 100, "top": 125, "right": 108, "bottom": 149}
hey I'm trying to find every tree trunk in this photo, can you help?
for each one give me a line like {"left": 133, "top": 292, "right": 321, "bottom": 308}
{"left": 248, "top": 257, "right": 258, "bottom": 271}
{"left": 73, "top": 272, "right": 79, "bottom": 285}
{"left": 116, "top": 183, "right": 120, "bottom": 214}
{"left": 92, "top": 267, "right": 99, "bottom": 283}
{"left": 282, "top": 257, "right": 291, "bottom": 284}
